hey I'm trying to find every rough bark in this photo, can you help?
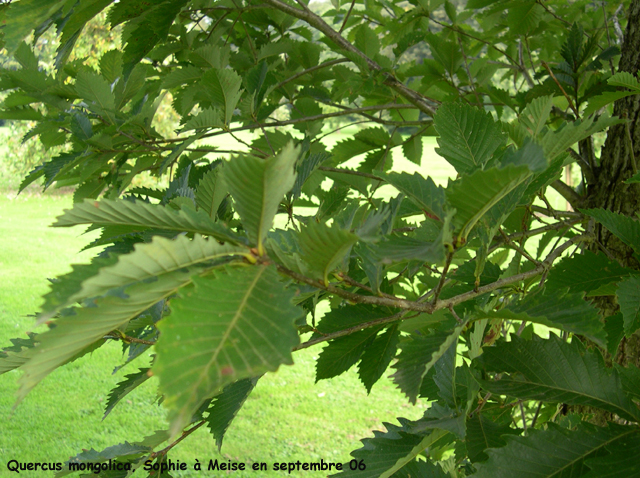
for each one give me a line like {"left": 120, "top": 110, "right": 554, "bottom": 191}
{"left": 587, "top": 0, "right": 640, "bottom": 369}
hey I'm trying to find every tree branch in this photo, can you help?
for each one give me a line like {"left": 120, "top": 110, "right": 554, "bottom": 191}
{"left": 550, "top": 179, "right": 584, "bottom": 209}
{"left": 276, "top": 234, "right": 593, "bottom": 322}
{"left": 262, "top": 0, "right": 438, "bottom": 116}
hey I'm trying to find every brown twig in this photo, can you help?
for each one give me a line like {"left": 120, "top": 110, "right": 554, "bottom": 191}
{"left": 262, "top": 0, "right": 438, "bottom": 116}
{"left": 541, "top": 61, "right": 579, "bottom": 117}
{"left": 148, "top": 421, "right": 206, "bottom": 460}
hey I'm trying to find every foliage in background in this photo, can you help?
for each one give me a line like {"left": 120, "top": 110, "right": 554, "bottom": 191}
{"left": 1, "top": 0, "right": 640, "bottom": 477}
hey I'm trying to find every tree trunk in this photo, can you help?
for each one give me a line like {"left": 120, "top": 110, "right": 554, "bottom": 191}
{"left": 587, "top": 0, "right": 640, "bottom": 368}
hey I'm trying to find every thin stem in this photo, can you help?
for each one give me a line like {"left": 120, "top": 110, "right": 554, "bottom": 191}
{"left": 432, "top": 252, "right": 454, "bottom": 305}
{"left": 519, "top": 401, "right": 528, "bottom": 433}
{"left": 339, "top": 0, "right": 356, "bottom": 34}
{"left": 148, "top": 420, "right": 206, "bottom": 460}
{"left": 105, "top": 334, "right": 156, "bottom": 346}
{"left": 499, "top": 227, "right": 541, "bottom": 265}
{"left": 272, "top": 58, "right": 349, "bottom": 92}
{"left": 318, "top": 166, "right": 385, "bottom": 181}
{"left": 550, "top": 179, "right": 583, "bottom": 209}
{"left": 262, "top": 0, "right": 438, "bottom": 116}
{"left": 274, "top": 235, "right": 592, "bottom": 350}
{"left": 293, "top": 311, "right": 406, "bottom": 351}
{"left": 531, "top": 401, "right": 543, "bottom": 428}
{"left": 541, "top": 61, "right": 579, "bottom": 117}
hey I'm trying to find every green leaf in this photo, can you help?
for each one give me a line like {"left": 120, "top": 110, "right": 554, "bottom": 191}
{"left": 333, "top": 421, "right": 449, "bottom": 478}
{"left": 354, "top": 24, "right": 380, "bottom": 57}
{"left": 584, "top": 91, "right": 639, "bottom": 116}
{"left": 0, "top": 333, "right": 38, "bottom": 374}
{"left": 546, "top": 250, "right": 633, "bottom": 294}
{"left": 75, "top": 69, "right": 117, "bottom": 124}
{"left": 605, "top": 313, "right": 625, "bottom": 357}
{"left": 480, "top": 288, "right": 606, "bottom": 347}
{"left": 161, "top": 65, "right": 203, "bottom": 89}
{"left": 583, "top": 431, "right": 640, "bottom": 477}
{"left": 292, "top": 151, "right": 330, "bottom": 199}
{"left": 40, "top": 254, "right": 118, "bottom": 318}
{"left": 411, "top": 403, "right": 466, "bottom": 439}
{"left": 432, "top": 339, "right": 458, "bottom": 408}
{"left": 316, "top": 326, "right": 384, "bottom": 381}
{"left": 207, "top": 376, "right": 260, "bottom": 451}
{"left": 299, "top": 222, "right": 359, "bottom": 285}
{"left": 316, "top": 305, "right": 390, "bottom": 335}
{"left": 402, "top": 136, "right": 423, "bottom": 165}
{"left": 625, "top": 171, "right": 640, "bottom": 184}
{"left": 358, "top": 325, "right": 400, "bottom": 394}
{"left": 196, "top": 168, "right": 227, "bottom": 219}
{"left": 224, "top": 143, "right": 299, "bottom": 253}
{"left": 202, "top": 68, "right": 243, "bottom": 126}
{"left": 506, "top": 0, "right": 543, "bottom": 34}
{"left": 582, "top": 208, "right": 640, "bottom": 253}
{"left": 0, "top": 106, "right": 43, "bottom": 120}
{"left": 382, "top": 172, "right": 445, "bottom": 220}
{"left": 617, "top": 276, "right": 640, "bottom": 336}
{"left": 317, "top": 186, "right": 350, "bottom": 221}
{"left": 391, "top": 326, "right": 463, "bottom": 404}
{"left": 155, "top": 265, "right": 301, "bottom": 436}
{"left": 519, "top": 96, "right": 553, "bottom": 137}
{"left": 465, "top": 413, "right": 519, "bottom": 463}
{"left": 103, "top": 368, "right": 151, "bottom": 419}
{"left": 540, "top": 115, "right": 622, "bottom": 162}
{"left": 4, "top": 1, "right": 68, "bottom": 53}
{"left": 446, "top": 165, "right": 531, "bottom": 240}
{"left": 608, "top": 71, "right": 640, "bottom": 90}
{"left": 17, "top": 269, "right": 195, "bottom": 404}
{"left": 45, "top": 235, "right": 247, "bottom": 320}
{"left": 480, "top": 335, "right": 639, "bottom": 421}
{"left": 372, "top": 220, "right": 449, "bottom": 267}
{"left": 389, "top": 459, "right": 448, "bottom": 477}
{"left": 99, "top": 49, "right": 123, "bottom": 84}
{"left": 434, "top": 102, "right": 506, "bottom": 174}
{"left": 617, "top": 363, "right": 640, "bottom": 400}
{"left": 53, "top": 198, "right": 243, "bottom": 245}
{"left": 59, "top": 441, "right": 151, "bottom": 475}
{"left": 474, "top": 423, "right": 638, "bottom": 478}
{"left": 121, "top": 0, "right": 187, "bottom": 71}
{"left": 182, "top": 107, "right": 224, "bottom": 132}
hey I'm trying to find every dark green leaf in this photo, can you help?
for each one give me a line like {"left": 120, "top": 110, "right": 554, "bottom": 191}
{"left": 617, "top": 275, "right": 640, "bottom": 335}
{"left": 316, "top": 326, "right": 383, "bottom": 381}
{"left": 299, "top": 222, "right": 358, "bottom": 284}
{"left": 392, "top": 326, "right": 463, "bottom": 404}
{"left": 481, "top": 287, "right": 606, "bottom": 347}
{"left": 480, "top": 335, "right": 639, "bottom": 421}
{"left": 546, "top": 251, "right": 633, "bottom": 294}
{"left": 382, "top": 172, "right": 445, "bottom": 220}
{"left": 333, "top": 419, "right": 449, "bottom": 478}
{"left": 434, "top": 103, "right": 506, "bottom": 174}
{"left": 582, "top": 208, "right": 640, "bottom": 253}
{"left": 358, "top": 325, "right": 400, "bottom": 393}
{"left": 466, "top": 413, "right": 519, "bottom": 463}
{"left": 446, "top": 165, "right": 531, "bottom": 240}
{"left": 224, "top": 143, "right": 299, "bottom": 252}
{"left": 155, "top": 265, "right": 301, "bottom": 436}
{"left": 53, "top": 199, "right": 244, "bottom": 245}
{"left": 103, "top": 368, "right": 151, "bottom": 419}
{"left": 207, "top": 376, "right": 260, "bottom": 451}
{"left": 474, "top": 423, "right": 638, "bottom": 478}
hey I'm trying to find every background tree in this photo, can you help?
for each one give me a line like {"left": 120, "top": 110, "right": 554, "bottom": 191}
{"left": 1, "top": 0, "right": 640, "bottom": 476}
